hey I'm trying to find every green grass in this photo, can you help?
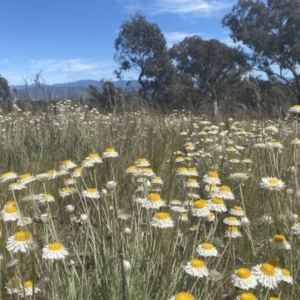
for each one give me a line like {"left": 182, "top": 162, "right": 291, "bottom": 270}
{"left": 0, "top": 101, "right": 299, "bottom": 300}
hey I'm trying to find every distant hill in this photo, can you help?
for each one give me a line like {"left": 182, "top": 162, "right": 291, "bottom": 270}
{"left": 11, "top": 79, "right": 142, "bottom": 100}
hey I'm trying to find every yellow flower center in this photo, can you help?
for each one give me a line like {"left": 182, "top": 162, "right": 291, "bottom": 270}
{"left": 188, "top": 178, "right": 197, "bottom": 183}
{"left": 61, "top": 187, "right": 75, "bottom": 192}
{"left": 155, "top": 176, "right": 161, "bottom": 180}
{"left": 227, "top": 216, "right": 237, "bottom": 221}
{"left": 208, "top": 212, "right": 215, "bottom": 217}
{"left": 191, "top": 259, "right": 205, "bottom": 268}
{"left": 86, "top": 188, "right": 97, "bottom": 193}
{"left": 175, "top": 292, "right": 195, "bottom": 300}
{"left": 5, "top": 206, "right": 18, "bottom": 213}
{"left": 293, "top": 105, "right": 300, "bottom": 109}
{"left": 106, "top": 148, "right": 115, "bottom": 152}
{"left": 181, "top": 213, "right": 187, "bottom": 218}
{"left": 23, "top": 280, "right": 33, "bottom": 289}
{"left": 127, "top": 166, "right": 136, "bottom": 170}
{"left": 62, "top": 159, "right": 72, "bottom": 165}
{"left": 212, "top": 197, "right": 224, "bottom": 205}
{"left": 207, "top": 171, "right": 218, "bottom": 178}
{"left": 219, "top": 186, "right": 231, "bottom": 192}
{"left": 156, "top": 212, "right": 170, "bottom": 220}
{"left": 260, "top": 263, "right": 275, "bottom": 276}
{"left": 89, "top": 153, "right": 99, "bottom": 158}
{"left": 228, "top": 226, "right": 238, "bottom": 232}
{"left": 74, "top": 167, "right": 83, "bottom": 173}
{"left": 233, "top": 205, "right": 242, "bottom": 211}
{"left": 201, "top": 243, "right": 214, "bottom": 250}
{"left": 148, "top": 193, "right": 161, "bottom": 202}
{"left": 269, "top": 297, "right": 280, "bottom": 300}
{"left": 273, "top": 234, "right": 286, "bottom": 243}
{"left": 188, "top": 167, "right": 196, "bottom": 171}
{"left": 281, "top": 268, "right": 290, "bottom": 277}
{"left": 240, "top": 293, "right": 256, "bottom": 300}
{"left": 19, "top": 173, "right": 31, "bottom": 180}
{"left": 6, "top": 201, "right": 16, "bottom": 206}
{"left": 42, "top": 194, "right": 52, "bottom": 199}
{"left": 194, "top": 200, "right": 207, "bottom": 209}
{"left": 178, "top": 167, "right": 188, "bottom": 171}
{"left": 14, "top": 231, "right": 31, "bottom": 242}
{"left": 48, "top": 242, "right": 64, "bottom": 251}
{"left": 1, "top": 171, "right": 13, "bottom": 178}
{"left": 267, "top": 178, "right": 279, "bottom": 185}
{"left": 48, "top": 169, "right": 57, "bottom": 175}
{"left": 231, "top": 158, "right": 239, "bottom": 162}
{"left": 237, "top": 268, "right": 251, "bottom": 279}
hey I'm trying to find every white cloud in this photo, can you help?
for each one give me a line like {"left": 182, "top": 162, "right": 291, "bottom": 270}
{"left": 124, "top": 0, "right": 233, "bottom": 16}
{"left": 2, "top": 58, "right": 118, "bottom": 86}
{"left": 164, "top": 31, "right": 201, "bottom": 47}
{"left": 29, "top": 58, "right": 112, "bottom": 74}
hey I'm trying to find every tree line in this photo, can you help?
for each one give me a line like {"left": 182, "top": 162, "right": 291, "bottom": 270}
{"left": 1, "top": 0, "right": 300, "bottom": 117}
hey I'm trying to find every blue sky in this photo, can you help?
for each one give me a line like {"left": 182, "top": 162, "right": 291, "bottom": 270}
{"left": 1, "top": 0, "right": 238, "bottom": 86}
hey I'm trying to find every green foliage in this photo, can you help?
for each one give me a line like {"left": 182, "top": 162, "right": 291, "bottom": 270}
{"left": 0, "top": 74, "right": 11, "bottom": 101}
{"left": 169, "top": 36, "right": 250, "bottom": 113}
{"left": 222, "top": 0, "right": 300, "bottom": 103}
{"left": 114, "top": 13, "right": 175, "bottom": 99}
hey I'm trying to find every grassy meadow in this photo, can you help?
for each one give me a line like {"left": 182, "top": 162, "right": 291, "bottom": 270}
{"left": 1, "top": 101, "right": 300, "bottom": 300}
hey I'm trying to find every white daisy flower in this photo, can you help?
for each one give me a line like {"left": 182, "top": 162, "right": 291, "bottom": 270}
{"left": 191, "top": 199, "right": 211, "bottom": 217}
{"left": 196, "top": 243, "right": 218, "bottom": 257}
{"left": 225, "top": 226, "right": 242, "bottom": 238}
{"left": 42, "top": 242, "right": 69, "bottom": 260}
{"left": 9, "top": 182, "right": 26, "bottom": 190}
{"left": 1, "top": 205, "right": 20, "bottom": 222}
{"left": 134, "top": 157, "right": 150, "bottom": 167}
{"left": 86, "top": 153, "right": 103, "bottom": 164}
{"left": 184, "top": 178, "right": 200, "bottom": 188}
{"left": 142, "top": 193, "right": 166, "bottom": 210}
{"left": 230, "top": 206, "right": 245, "bottom": 217}
{"left": 223, "top": 216, "right": 241, "bottom": 226}
{"left": 19, "top": 280, "right": 41, "bottom": 298}
{"left": 184, "top": 259, "right": 209, "bottom": 278}
{"left": 203, "top": 171, "right": 221, "bottom": 184}
{"left": 229, "top": 172, "right": 249, "bottom": 183}
{"left": 289, "top": 105, "right": 300, "bottom": 113}
{"left": 209, "top": 197, "right": 227, "bottom": 213}
{"left": 82, "top": 188, "right": 100, "bottom": 199}
{"left": 280, "top": 268, "right": 293, "bottom": 284}
{"left": 251, "top": 263, "right": 280, "bottom": 289}
{"left": 6, "top": 231, "right": 36, "bottom": 253}
{"left": 18, "top": 173, "right": 35, "bottom": 185}
{"left": 0, "top": 171, "right": 18, "bottom": 183}
{"left": 168, "top": 292, "right": 195, "bottom": 300}
{"left": 216, "top": 185, "right": 235, "bottom": 200}
{"left": 59, "top": 187, "right": 76, "bottom": 198}
{"left": 60, "top": 159, "right": 77, "bottom": 170}
{"left": 235, "top": 292, "right": 257, "bottom": 300}
{"left": 151, "top": 212, "right": 174, "bottom": 228}
{"left": 231, "top": 268, "right": 258, "bottom": 289}
{"left": 269, "top": 234, "right": 291, "bottom": 250}
{"left": 260, "top": 177, "right": 285, "bottom": 191}
{"left": 103, "top": 148, "right": 119, "bottom": 158}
